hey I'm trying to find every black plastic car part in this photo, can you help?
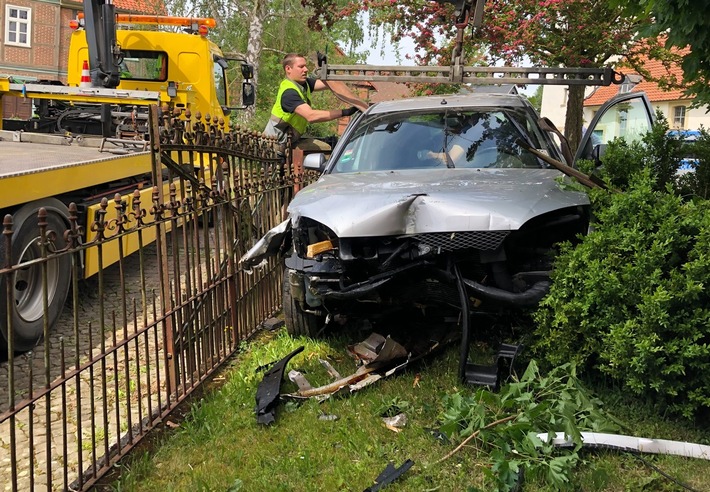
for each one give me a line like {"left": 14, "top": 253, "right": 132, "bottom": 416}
{"left": 363, "top": 459, "right": 415, "bottom": 492}
{"left": 255, "top": 346, "right": 304, "bottom": 425}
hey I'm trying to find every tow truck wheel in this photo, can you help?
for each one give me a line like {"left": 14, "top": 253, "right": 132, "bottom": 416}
{"left": 282, "top": 269, "right": 322, "bottom": 337}
{"left": 0, "top": 199, "right": 71, "bottom": 351}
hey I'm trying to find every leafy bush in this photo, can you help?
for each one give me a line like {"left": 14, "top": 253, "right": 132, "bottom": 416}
{"left": 533, "top": 171, "right": 710, "bottom": 417}
{"left": 598, "top": 111, "right": 710, "bottom": 199}
{"left": 677, "top": 127, "right": 710, "bottom": 200}
{"left": 440, "top": 360, "right": 619, "bottom": 491}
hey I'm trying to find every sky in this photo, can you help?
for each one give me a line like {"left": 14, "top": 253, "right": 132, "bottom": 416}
{"left": 364, "top": 35, "right": 417, "bottom": 66}
{"left": 360, "top": 13, "right": 418, "bottom": 66}
{"left": 358, "top": 13, "right": 537, "bottom": 97}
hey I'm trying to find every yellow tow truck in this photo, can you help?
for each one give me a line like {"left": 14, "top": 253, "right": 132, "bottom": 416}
{"left": 0, "top": 0, "right": 254, "bottom": 350}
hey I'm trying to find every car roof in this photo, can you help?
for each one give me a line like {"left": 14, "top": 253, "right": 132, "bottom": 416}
{"left": 367, "top": 92, "right": 530, "bottom": 115}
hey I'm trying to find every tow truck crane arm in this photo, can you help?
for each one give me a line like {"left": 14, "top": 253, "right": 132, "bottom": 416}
{"left": 317, "top": 0, "right": 624, "bottom": 88}
{"left": 82, "top": 0, "right": 121, "bottom": 89}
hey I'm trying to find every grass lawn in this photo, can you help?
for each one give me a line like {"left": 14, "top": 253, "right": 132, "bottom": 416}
{"left": 110, "top": 327, "right": 710, "bottom": 491}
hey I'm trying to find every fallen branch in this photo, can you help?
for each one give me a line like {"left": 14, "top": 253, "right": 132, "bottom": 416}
{"left": 436, "top": 414, "right": 518, "bottom": 464}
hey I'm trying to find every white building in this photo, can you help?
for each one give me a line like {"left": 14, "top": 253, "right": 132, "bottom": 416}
{"left": 540, "top": 54, "right": 710, "bottom": 135}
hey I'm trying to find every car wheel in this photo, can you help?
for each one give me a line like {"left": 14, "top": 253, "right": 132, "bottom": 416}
{"left": 282, "top": 269, "right": 322, "bottom": 337}
{"left": 0, "top": 199, "right": 71, "bottom": 351}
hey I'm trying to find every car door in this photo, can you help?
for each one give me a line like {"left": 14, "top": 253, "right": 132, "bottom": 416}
{"left": 575, "top": 92, "right": 654, "bottom": 163}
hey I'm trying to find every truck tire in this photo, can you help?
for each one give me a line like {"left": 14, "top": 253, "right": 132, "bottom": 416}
{"left": 282, "top": 269, "right": 322, "bottom": 337}
{"left": 0, "top": 199, "right": 71, "bottom": 351}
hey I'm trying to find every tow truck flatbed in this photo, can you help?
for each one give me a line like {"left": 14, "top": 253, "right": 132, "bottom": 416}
{"left": 0, "top": 133, "right": 151, "bottom": 209}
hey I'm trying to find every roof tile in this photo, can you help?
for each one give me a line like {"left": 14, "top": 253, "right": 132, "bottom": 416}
{"left": 115, "top": 0, "right": 165, "bottom": 14}
{"left": 585, "top": 49, "right": 689, "bottom": 107}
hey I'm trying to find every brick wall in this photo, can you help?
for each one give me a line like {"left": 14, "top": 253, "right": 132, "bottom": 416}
{"left": 0, "top": 0, "right": 63, "bottom": 80}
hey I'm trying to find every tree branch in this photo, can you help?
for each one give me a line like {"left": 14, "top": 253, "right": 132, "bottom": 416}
{"left": 435, "top": 414, "right": 518, "bottom": 465}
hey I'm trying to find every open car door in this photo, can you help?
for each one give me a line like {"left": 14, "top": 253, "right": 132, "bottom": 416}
{"left": 575, "top": 92, "right": 654, "bottom": 164}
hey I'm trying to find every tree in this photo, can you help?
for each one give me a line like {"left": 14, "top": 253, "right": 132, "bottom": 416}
{"left": 613, "top": 0, "right": 710, "bottom": 106}
{"left": 479, "top": 0, "right": 650, "bottom": 152}
{"left": 305, "top": 0, "right": 651, "bottom": 152}
{"left": 164, "top": 0, "right": 363, "bottom": 131}
{"left": 527, "top": 86, "right": 543, "bottom": 113}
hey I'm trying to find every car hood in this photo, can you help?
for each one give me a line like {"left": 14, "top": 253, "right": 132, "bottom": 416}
{"left": 289, "top": 169, "right": 589, "bottom": 237}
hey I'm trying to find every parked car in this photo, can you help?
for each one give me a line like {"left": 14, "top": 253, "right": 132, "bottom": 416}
{"left": 668, "top": 129, "right": 701, "bottom": 175}
{"left": 242, "top": 91, "right": 653, "bottom": 382}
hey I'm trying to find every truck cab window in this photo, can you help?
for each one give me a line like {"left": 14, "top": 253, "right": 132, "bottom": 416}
{"left": 119, "top": 50, "right": 168, "bottom": 81}
{"left": 214, "top": 60, "right": 227, "bottom": 107}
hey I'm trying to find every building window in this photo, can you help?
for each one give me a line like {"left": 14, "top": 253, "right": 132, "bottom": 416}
{"left": 673, "top": 105, "right": 687, "bottom": 129}
{"left": 4, "top": 5, "right": 31, "bottom": 47}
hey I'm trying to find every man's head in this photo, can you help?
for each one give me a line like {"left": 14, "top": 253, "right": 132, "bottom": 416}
{"left": 282, "top": 53, "right": 308, "bottom": 84}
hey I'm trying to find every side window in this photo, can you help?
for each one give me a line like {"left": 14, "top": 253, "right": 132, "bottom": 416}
{"left": 588, "top": 97, "right": 651, "bottom": 146}
{"left": 575, "top": 93, "right": 654, "bottom": 163}
{"left": 5, "top": 5, "right": 31, "bottom": 48}
{"left": 120, "top": 51, "right": 168, "bottom": 81}
{"left": 214, "top": 61, "right": 227, "bottom": 107}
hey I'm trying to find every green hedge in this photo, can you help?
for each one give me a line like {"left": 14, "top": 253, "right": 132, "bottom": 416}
{"left": 533, "top": 155, "right": 710, "bottom": 417}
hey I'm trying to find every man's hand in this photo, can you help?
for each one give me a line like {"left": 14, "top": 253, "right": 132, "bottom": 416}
{"left": 341, "top": 106, "right": 360, "bottom": 117}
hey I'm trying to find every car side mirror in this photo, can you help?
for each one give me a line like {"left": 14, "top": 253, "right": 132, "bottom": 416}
{"left": 303, "top": 153, "right": 326, "bottom": 171}
{"left": 241, "top": 63, "right": 254, "bottom": 79}
{"left": 242, "top": 81, "right": 255, "bottom": 106}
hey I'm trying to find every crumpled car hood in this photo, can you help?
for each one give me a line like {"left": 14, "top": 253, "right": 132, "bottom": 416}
{"left": 289, "top": 169, "right": 589, "bottom": 237}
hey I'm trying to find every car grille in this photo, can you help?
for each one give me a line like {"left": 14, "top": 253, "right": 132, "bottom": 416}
{"left": 412, "top": 231, "right": 510, "bottom": 252}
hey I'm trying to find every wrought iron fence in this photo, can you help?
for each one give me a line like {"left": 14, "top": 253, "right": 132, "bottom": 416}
{"left": 0, "top": 106, "right": 313, "bottom": 491}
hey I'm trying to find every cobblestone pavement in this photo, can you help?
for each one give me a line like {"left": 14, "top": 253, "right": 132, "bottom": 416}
{"left": 0, "top": 226, "right": 238, "bottom": 491}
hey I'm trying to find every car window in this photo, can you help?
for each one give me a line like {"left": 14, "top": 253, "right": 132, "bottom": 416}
{"left": 331, "top": 108, "right": 547, "bottom": 173}
{"left": 587, "top": 97, "right": 651, "bottom": 146}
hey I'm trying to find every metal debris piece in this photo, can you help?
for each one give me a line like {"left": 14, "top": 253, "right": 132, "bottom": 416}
{"left": 285, "top": 334, "right": 408, "bottom": 399}
{"left": 261, "top": 318, "right": 285, "bottom": 331}
{"left": 382, "top": 413, "right": 407, "bottom": 433}
{"left": 348, "top": 333, "right": 388, "bottom": 362}
{"left": 288, "top": 370, "right": 313, "bottom": 392}
{"left": 319, "top": 358, "right": 342, "bottom": 379}
{"left": 346, "top": 334, "right": 409, "bottom": 367}
{"left": 363, "top": 459, "right": 415, "bottom": 492}
{"left": 318, "top": 413, "right": 339, "bottom": 422}
{"left": 288, "top": 362, "right": 380, "bottom": 399}
{"left": 254, "top": 346, "right": 304, "bottom": 425}
{"left": 285, "top": 331, "right": 456, "bottom": 400}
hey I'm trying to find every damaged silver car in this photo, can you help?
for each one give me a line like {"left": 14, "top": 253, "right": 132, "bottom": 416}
{"left": 243, "top": 91, "right": 653, "bottom": 384}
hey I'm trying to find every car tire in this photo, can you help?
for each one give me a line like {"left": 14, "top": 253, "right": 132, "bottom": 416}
{"left": 282, "top": 269, "right": 322, "bottom": 337}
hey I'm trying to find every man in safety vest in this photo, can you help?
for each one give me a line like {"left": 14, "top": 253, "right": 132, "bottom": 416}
{"left": 264, "top": 53, "right": 360, "bottom": 147}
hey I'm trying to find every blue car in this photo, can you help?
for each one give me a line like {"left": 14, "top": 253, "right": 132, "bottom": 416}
{"left": 668, "top": 129, "right": 701, "bottom": 175}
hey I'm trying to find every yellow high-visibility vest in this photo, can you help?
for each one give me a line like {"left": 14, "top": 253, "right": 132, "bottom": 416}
{"left": 271, "top": 78, "right": 312, "bottom": 135}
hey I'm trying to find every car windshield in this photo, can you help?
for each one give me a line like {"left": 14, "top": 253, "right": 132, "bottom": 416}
{"left": 331, "top": 108, "right": 550, "bottom": 173}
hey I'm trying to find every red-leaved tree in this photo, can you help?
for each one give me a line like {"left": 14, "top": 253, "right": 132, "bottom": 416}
{"left": 304, "top": 0, "right": 651, "bottom": 152}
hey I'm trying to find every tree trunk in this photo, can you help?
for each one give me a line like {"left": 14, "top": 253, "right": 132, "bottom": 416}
{"left": 564, "top": 85, "right": 585, "bottom": 156}
{"left": 241, "top": 0, "right": 267, "bottom": 125}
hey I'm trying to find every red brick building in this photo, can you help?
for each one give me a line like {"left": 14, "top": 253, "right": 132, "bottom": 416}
{"left": 1, "top": 0, "right": 162, "bottom": 117}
